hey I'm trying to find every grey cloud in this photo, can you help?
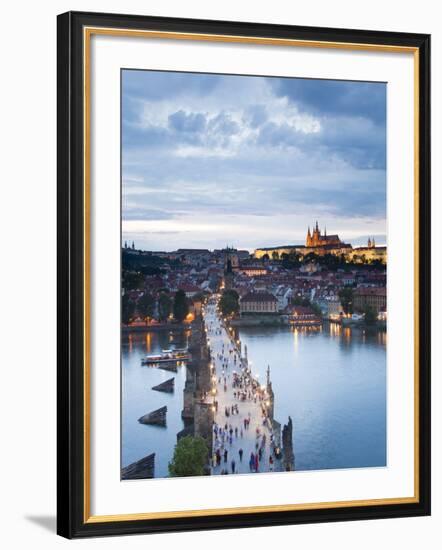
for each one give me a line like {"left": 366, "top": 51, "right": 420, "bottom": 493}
{"left": 168, "top": 110, "right": 207, "bottom": 133}
{"left": 207, "top": 112, "right": 240, "bottom": 136}
{"left": 269, "top": 78, "right": 386, "bottom": 124}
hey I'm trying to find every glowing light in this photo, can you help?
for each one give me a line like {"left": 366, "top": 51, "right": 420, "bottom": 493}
{"left": 145, "top": 332, "right": 152, "bottom": 353}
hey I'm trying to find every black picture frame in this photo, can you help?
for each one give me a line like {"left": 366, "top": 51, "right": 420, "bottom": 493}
{"left": 57, "top": 10, "right": 431, "bottom": 539}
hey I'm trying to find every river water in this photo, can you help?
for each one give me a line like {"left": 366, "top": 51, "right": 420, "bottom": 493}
{"left": 121, "top": 329, "right": 190, "bottom": 478}
{"left": 122, "top": 323, "right": 386, "bottom": 477}
{"left": 237, "top": 323, "right": 387, "bottom": 471}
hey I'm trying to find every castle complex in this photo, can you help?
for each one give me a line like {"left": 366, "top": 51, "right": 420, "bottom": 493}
{"left": 254, "top": 222, "right": 387, "bottom": 264}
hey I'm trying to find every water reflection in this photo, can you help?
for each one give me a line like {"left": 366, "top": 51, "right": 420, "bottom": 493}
{"left": 293, "top": 328, "right": 299, "bottom": 356}
{"left": 145, "top": 332, "right": 152, "bottom": 352}
{"left": 238, "top": 323, "right": 387, "bottom": 471}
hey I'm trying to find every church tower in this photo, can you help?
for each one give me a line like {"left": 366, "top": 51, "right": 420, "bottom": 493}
{"left": 224, "top": 251, "right": 235, "bottom": 291}
{"left": 313, "top": 220, "right": 320, "bottom": 246}
{"left": 306, "top": 226, "right": 312, "bottom": 247}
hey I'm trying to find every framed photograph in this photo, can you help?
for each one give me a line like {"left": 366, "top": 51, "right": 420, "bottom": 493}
{"left": 57, "top": 11, "right": 431, "bottom": 538}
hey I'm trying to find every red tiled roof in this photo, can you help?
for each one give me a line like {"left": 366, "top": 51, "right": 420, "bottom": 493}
{"left": 354, "top": 287, "right": 386, "bottom": 296}
{"left": 240, "top": 292, "right": 276, "bottom": 303}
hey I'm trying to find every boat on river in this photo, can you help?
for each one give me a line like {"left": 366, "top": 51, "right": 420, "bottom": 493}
{"left": 141, "top": 348, "right": 190, "bottom": 366}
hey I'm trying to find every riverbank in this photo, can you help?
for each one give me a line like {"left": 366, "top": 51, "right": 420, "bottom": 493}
{"left": 341, "top": 318, "right": 387, "bottom": 330}
{"left": 231, "top": 316, "right": 288, "bottom": 327}
{"left": 122, "top": 323, "right": 188, "bottom": 333}
{"left": 230, "top": 315, "right": 386, "bottom": 330}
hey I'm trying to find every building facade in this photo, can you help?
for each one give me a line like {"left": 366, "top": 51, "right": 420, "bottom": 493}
{"left": 240, "top": 292, "right": 278, "bottom": 315}
{"left": 348, "top": 238, "right": 387, "bottom": 264}
{"left": 353, "top": 287, "right": 387, "bottom": 314}
{"left": 287, "top": 305, "right": 322, "bottom": 327}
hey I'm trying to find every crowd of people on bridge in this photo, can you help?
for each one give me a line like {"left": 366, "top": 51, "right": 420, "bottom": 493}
{"left": 204, "top": 299, "right": 282, "bottom": 475}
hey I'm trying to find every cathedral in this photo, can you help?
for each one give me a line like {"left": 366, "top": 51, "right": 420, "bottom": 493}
{"left": 306, "top": 221, "right": 343, "bottom": 248}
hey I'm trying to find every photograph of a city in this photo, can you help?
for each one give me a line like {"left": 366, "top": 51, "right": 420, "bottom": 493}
{"left": 121, "top": 69, "right": 387, "bottom": 481}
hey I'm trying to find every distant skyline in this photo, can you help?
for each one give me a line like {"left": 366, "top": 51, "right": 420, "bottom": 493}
{"left": 122, "top": 70, "right": 387, "bottom": 251}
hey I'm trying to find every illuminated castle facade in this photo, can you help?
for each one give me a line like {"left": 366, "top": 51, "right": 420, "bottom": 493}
{"left": 254, "top": 222, "right": 387, "bottom": 264}
{"left": 306, "top": 221, "right": 343, "bottom": 248}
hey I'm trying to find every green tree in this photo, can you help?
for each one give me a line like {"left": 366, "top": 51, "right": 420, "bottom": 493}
{"left": 340, "top": 254, "right": 351, "bottom": 271}
{"left": 219, "top": 289, "right": 239, "bottom": 317}
{"left": 371, "top": 259, "right": 384, "bottom": 269}
{"left": 303, "top": 252, "right": 319, "bottom": 264}
{"left": 158, "top": 292, "right": 172, "bottom": 322}
{"left": 338, "top": 287, "right": 354, "bottom": 315}
{"left": 137, "top": 292, "right": 155, "bottom": 320}
{"left": 168, "top": 435, "right": 208, "bottom": 477}
{"left": 319, "top": 253, "right": 340, "bottom": 270}
{"left": 282, "top": 252, "right": 301, "bottom": 270}
{"left": 309, "top": 302, "right": 323, "bottom": 317}
{"left": 272, "top": 251, "right": 280, "bottom": 260}
{"left": 122, "top": 270, "right": 144, "bottom": 292}
{"left": 292, "top": 295, "right": 310, "bottom": 307}
{"left": 121, "top": 294, "right": 135, "bottom": 325}
{"left": 173, "top": 289, "right": 189, "bottom": 322}
{"left": 363, "top": 304, "right": 377, "bottom": 324}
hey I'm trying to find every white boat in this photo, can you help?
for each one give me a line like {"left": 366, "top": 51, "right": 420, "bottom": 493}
{"left": 142, "top": 349, "right": 190, "bottom": 366}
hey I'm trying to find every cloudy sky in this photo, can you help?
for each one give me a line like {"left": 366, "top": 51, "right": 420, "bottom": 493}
{"left": 122, "top": 69, "right": 386, "bottom": 251}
